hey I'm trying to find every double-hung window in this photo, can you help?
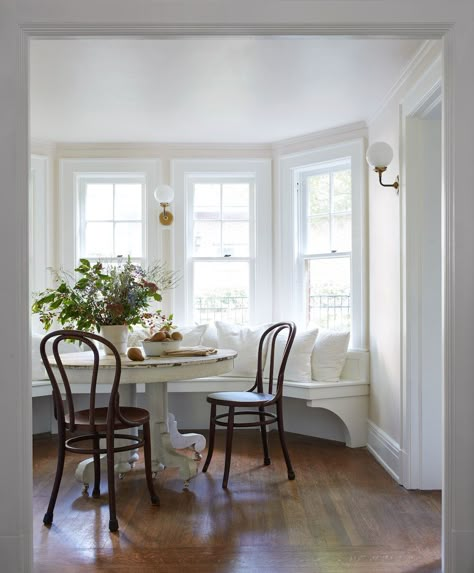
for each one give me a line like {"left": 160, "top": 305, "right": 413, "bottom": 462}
{"left": 298, "top": 160, "right": 352, "bottom": 331}
{"left": 172, "top": 159, "right": 272, "bottom": 326}
{"left": 77, "top": 176, "right": 145, "bottom": 265}
{"left": 278, "top": 139, "right": 366, "bottom": 348}
{"left": 189, "top": 178, "right": 253, "bottom": 324}
{"left": 60, "top": 159, "right": 159, "bottom": 274}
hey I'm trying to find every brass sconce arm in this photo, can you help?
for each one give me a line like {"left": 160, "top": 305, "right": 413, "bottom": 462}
{"left": 375, "top": 166, "right": 400, "bottom": 192}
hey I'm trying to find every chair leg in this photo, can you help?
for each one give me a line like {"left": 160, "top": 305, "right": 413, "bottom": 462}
{"left": 143, "top": 421, "right": 160, "bottom": 505}
{"left": 259, "top": 406, "right": 271, "bottom": 465}
{"left": 276, "top": 401, "right": 295, "bottom": 480}
{"left": 106, "top": 431, "right": 119, "bottom": 532}
{"left": 202, "top": 403, "right": 216, "bottom": 473}
{"left": 222, "top": 407, "right": 235, "bottom": 489}
{"left": 92, "top": 434, "right": 101, "bottom": 499}
{"left": 43, "top": 432, "right": 66, "bottom": 526}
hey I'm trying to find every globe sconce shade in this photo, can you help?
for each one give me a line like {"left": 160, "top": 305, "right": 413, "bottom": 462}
{"left": 154, "top": 185, "right": 175, "bottom": 226}
{"left": 366, "top": 141, "right": 399, "bottom": 192}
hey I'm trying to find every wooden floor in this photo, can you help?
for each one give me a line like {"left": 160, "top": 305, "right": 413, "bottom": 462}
{"left": 33, "top": 431, "right": 441, "bottom": 573}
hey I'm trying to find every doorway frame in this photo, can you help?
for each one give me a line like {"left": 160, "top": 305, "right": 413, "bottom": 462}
{"left": 400, "top": 55, "right": 443, "bottom": 489}
{"left": 19, "top": 22, "right": 453, "bottom": 572}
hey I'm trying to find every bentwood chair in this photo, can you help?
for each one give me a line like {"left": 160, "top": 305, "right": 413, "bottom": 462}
{"left": 40, "top": 329, "right": 159, "bottom": 532}
{"left": 202, "top": 321, "right": 297, "bottom": 488}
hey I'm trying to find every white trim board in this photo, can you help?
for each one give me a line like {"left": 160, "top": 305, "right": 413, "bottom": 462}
{"left": 367, "top": 420, "right": 401, "bottom": 483}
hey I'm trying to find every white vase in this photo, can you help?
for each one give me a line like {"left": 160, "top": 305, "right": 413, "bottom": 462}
{"left": 99, "top": 324, "right": 129, "bottom": 355}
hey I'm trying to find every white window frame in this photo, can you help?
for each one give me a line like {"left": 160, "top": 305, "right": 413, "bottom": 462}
{"left": 76, "top": 174, "right": 147, "bottom": 265}
{"left": 59, "top": 159, "right": 160, "bottom": 275}
{"left": 172, "top": 159, "right": 272, "bottom": 326}
{"left": 277, "top": 139, "right": 367, "bottom": 349}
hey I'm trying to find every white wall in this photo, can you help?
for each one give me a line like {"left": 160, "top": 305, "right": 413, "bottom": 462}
{"left": 2, "top": 3, "right": 474, "bottom": 573}
{"left": 368, "top": 42, "right": 441, "bottom": 445}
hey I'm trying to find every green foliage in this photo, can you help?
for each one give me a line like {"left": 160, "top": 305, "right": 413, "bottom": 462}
{"left": 141, "top": 311, "right": 176, "bottom": 334}
{"left": 32, "top": 257, "right": 179, "bottom": 333}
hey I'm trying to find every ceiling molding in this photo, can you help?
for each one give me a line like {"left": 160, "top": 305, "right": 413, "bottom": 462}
{"left": 368, "top": 39, "right": 441, "bottom": 126}
{"left": 23, "top": 22, "right": 450, "bottom": 37}
{"left": 272, "top": 121, "right": 367, "bottom": 157}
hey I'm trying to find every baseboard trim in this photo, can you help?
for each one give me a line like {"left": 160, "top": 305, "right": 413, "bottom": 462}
{"left": 367, "top": 420, "right": 401, "bottom": 483}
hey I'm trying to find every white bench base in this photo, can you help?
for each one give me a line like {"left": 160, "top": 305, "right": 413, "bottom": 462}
{"left": 32, "top": 350, "right": 370, "bottom": 448}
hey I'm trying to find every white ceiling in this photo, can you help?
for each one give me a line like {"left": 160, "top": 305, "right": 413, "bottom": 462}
{"left": 30, "top": 37, "right": 423, "bottom": 144}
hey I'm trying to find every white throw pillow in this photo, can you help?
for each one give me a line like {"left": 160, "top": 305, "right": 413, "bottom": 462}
{"left": 215, "top": 321, "right": 271, "bottom": 378}
{"left": 311, "top": 328, "right": 350, "bottom": 382}
{"left": 263, "top": 328, "right": 318, "bottom": 383}
{"left": 201, "top": 322, "right": 218, "bottom": 348}
{"left": 179, "top": 324, "right": 208, "bottom": 346}
{"left": 127, "top": 326, "right": 149, "bottom": 348}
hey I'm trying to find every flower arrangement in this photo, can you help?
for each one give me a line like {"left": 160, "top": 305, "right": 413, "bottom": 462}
{"left": 32, "top": 257, "right": 179, "bottom": 333}
{"left": 142, "top": 311, "right": 177, "bottom": 335}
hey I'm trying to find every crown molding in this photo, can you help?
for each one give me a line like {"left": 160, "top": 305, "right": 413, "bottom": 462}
{"left": 30, "top": 139, "right": 57, "bottom": 155}
{"left": 368, "top": 39, "right": 441, "bottom": 126}
{"left": 272, "top": 121, "right": 367, "bottom": 157}
{"left": 23, "top": 22, "right": 451, "bottom": 38}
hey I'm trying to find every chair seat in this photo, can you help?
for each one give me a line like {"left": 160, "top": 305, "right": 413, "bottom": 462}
{"left": 207, "top": 391, "right": 275, "bottom": 407}
{"left": 65, "top": 406, "right": 150, "bottom": 431}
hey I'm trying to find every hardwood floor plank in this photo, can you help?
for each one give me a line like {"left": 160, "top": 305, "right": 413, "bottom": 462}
{"left": 33, "top": 431, "right": 441, "bottom": 572}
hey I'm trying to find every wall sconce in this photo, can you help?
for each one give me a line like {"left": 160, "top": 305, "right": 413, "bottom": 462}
{"left": 154, "top": 185, "right": 174, "bottom": 226}
{"left": 366, "top": 141, "right": 399, "bottom": 192}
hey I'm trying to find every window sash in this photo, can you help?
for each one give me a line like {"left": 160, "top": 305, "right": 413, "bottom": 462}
{"left": 297, "top": 158, "right": 357, "bottom": 335}
{"left": 188, "top": 177, "right": 255, "bottom": 324}
{"left": 77, "top": 175, "right": 146, "bottom": 265}
{"left": 300, "top": 161, "right": 352, "bottom": 257}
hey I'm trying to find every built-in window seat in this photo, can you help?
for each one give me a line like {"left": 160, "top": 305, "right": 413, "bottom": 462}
{"left": 32, "top": 337, "right": 369, "bottom": 448}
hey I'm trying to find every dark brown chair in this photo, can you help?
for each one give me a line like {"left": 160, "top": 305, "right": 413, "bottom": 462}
{"left": 40, "top": 329, "right": 159, "bottom": 532}
{"left": 202, "top": 321, "right": 297, "bottom": 488}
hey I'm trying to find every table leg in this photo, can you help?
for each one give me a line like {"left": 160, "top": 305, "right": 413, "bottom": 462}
{"left": 168, "top": 412, "right": 206, "bottom": 460}
{"left": 74, "top": 383, "right": 138, "bottom": 490}
{"left": 145, "top": 382, "right": 200, "bottom": 484}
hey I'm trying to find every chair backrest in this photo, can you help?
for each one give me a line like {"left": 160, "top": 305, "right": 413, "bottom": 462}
{"left": 40, "top": 329, "right": 122, "bottom": 432}
{"left": 254, "top": 322, "right": 296, "bottom": 397}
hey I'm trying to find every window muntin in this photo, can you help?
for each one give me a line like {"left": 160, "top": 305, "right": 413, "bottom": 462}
{"left": 299, "top": 160, "right": 352, "bottom": 332}
{"left": 190, "top": 178, "right": 253, "bottom": 324}
{"left": 78, "top": 178, "right": 144, "bottom": 263}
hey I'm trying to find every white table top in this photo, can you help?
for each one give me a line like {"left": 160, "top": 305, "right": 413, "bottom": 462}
{"left": 50, "top": 349, "right": 237, "bottom": 384}
{"left": 55, "top": 349, "right": 236, "bottom": 368}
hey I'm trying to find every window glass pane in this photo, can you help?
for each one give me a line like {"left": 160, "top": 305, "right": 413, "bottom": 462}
{"left": 114, "top": 222, "right": 142, "bottom": 257}
{"left": 194, "top": 183, "right": 221, "bottom": 220}
{"left": 222, "top": 183, "right": 249, "bottom": 220}
{"left": 332, "top": 214, "right": 352, "bottom": 252}
{"left": 85, "top": 222, "right": 114, "bottom": 258}
{"left": 85, "top": 184, "right": 113, "bottom": 220}
{"left": 306, "top": 173, "right": 330, "bottom": 215}
{"left": 307, "top": 216, "right": 330, "bottom": 254}
{"left": 194, "top": 261, "right": 249, "bottom": 324}
{"left": 333, "top": 169, "right": 352, "bottom": 212}
{"left": 114, "top": 183, "right": 142, "bottom": 220}
{"left": 193, "top": 221, "right": 221, "bottom": 257}
{"left": 306, "top": 257, "right": 351, "bottom": 330}
{"left": 222, "top": 222, "right": 249, "bottom": 256}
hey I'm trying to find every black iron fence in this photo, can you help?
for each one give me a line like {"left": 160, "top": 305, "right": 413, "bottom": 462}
{"left": 194, "top": 295, "right": 248, "bottom": 324}
{"left": 309, "top": 294, "right": 351, "bottom": 330}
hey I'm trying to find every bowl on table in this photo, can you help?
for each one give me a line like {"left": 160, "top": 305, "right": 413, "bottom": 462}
{"left": 141, "top": 339, "right": 181, "bottom": 357}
